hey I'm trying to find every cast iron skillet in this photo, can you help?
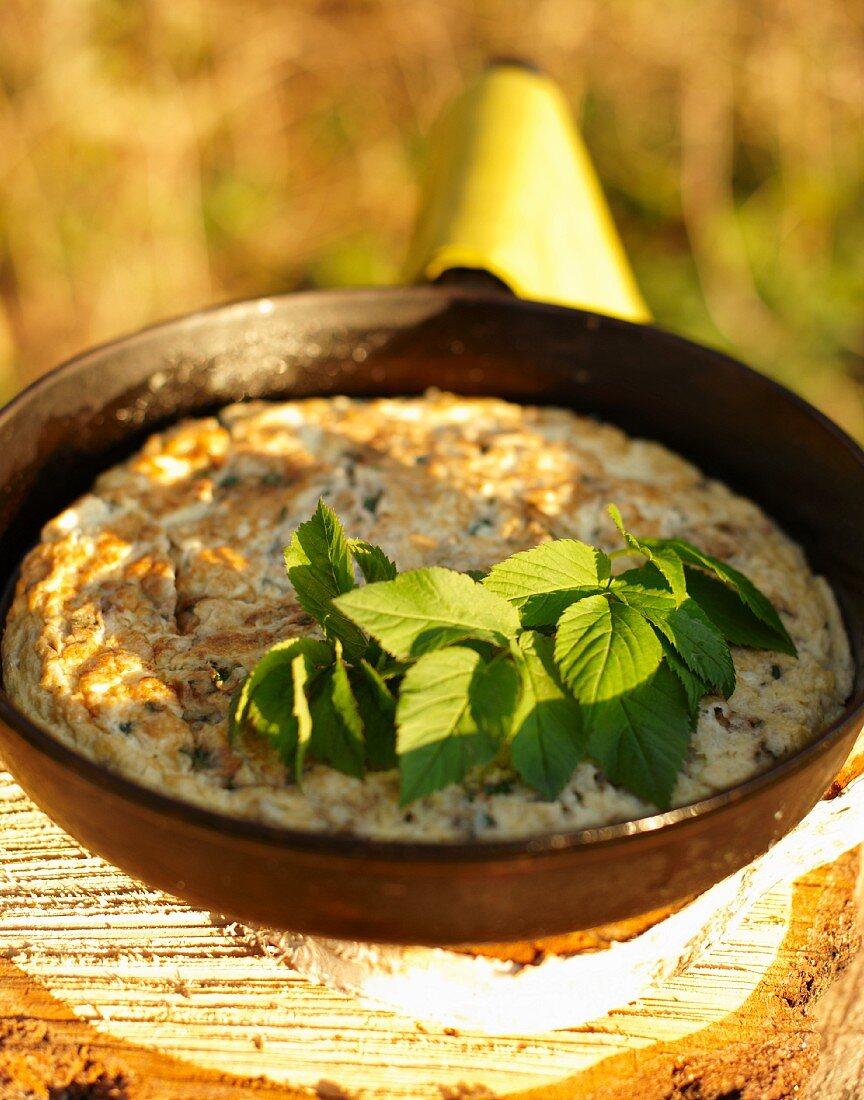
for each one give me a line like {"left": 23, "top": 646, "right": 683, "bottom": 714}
{"left": 0, "top": 74, "right": 862, "bottom": 946}
{"left": 1, "top": 287, "right": 863, "bottom": 945}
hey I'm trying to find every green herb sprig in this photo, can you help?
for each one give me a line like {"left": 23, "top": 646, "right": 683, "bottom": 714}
{"left": 228, "top": 500, "right": 796, "bottom": 810}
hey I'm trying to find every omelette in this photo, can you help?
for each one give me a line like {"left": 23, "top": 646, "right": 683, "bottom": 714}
{"left": 2, "top": 392, "right": 852, "bottom": 841}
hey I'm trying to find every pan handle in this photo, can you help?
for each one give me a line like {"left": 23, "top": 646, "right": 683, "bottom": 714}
{"left": 402, "top": 62, "right": 651, "bottom": 323}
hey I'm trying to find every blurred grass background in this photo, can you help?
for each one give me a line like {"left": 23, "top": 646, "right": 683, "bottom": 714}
{"left": 1, "top": 0, "right": 862, "bottom": 435}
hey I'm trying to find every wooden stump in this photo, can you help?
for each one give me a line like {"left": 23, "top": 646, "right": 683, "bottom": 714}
{"left": 0, "top": 771, "right": 860, "bottom": 1099}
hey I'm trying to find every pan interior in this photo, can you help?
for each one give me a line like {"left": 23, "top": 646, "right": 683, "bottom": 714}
{"left": 1, "top": 286, "right": 863, "bottom": 842}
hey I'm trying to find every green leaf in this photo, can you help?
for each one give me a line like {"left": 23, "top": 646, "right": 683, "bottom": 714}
{"left": 645, "top": 537, "right": 796, "bottom": 655}
{"left": 586, "top": 663, "right": 692, "bottom": 809}
{"left": 483, "top": 540, "right": 611, "bottom": 626}
{"left": 646, "top": 550, "right": 688, "bottom": 605}
{"left": 518, "top": 587, "right": 608, "bottom": 629}
{"left": 227, "top": 684, "right": 245, "bottom": 742}
{"left": 374, "top": 654, "right": 412, "bottom": 680}
{"left": 641, "top": 598, "right": 736, "bottom": 700}
{"left": 350, "top": 660, "right": 397, "bottom": 770}
{"left": 611, "top": 566, "right": 677, "bottom": 619}
{"left": 241, "top": 649, "right": 320, "bottom": 780}
{"left": 608, "top": 504, "right": 686, "bottom": 603}
{"left": 292, "top": 654, "right": 314, "bottom": 780}
{"left": 469, "top": 653, "right": 521, "bottom": 742}
{"left": 684, "top": 566, "right": 796, "bottom": 653}
{"left": 283, "top": 499, "right": 367, "bottom": 660}
{"left": 509, "top": 632, "right": 585, "bottom": 799}
{"left": 613, "top": 566, "right": 735, "bottom": 699}
{"left": 244, "top": 501, "right": 799, "bottom": 808}
{"left": 396, "top": 647, "right": 497, "bottom": 805}
{"left": 246, "top": 677, "right": 299, "bottom": 765}
{"left": 609, "top": 503, "right": 643, "bottom": 555}
{"left": 284, "top": 498, "right": 355, "bottom": 590}
{"left": 228, "top": 637, "right": 333, "bottom": 744}
{"left": 348, "top": 538, "right": 398, "bottom": 583}
{"left": 661, "top": 601, "right": 736, "bottom": 697}
{"left": 308, "top": 649, "right": 366, "bottom": 778}
{"left": 611, "top": 567, "right": 719, "bottom": 712}
{"left": 335, "top": 567, "right": 520, "bottom": 660}
{"left": 658, "top": 638, "right": 712, "bottom": 718}
{"left": 554, "top": 594, "right": 664, "bottom": 705}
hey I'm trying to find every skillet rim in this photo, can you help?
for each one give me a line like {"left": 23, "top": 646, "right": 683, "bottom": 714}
{"left": 1, "top": 283, "right": 863, "bottom": 864}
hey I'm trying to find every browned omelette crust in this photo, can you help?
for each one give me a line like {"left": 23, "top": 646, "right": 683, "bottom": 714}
{"left": 2, "top": 393, "right": 853, "bottom": 841}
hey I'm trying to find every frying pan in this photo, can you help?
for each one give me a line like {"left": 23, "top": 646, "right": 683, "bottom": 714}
{"left": 0, "top": 65, "right": 862, "bottom": 946}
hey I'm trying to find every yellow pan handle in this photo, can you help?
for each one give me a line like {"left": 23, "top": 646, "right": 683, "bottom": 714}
{"left": 403, "top": 64, "right": 651, "bottom": 324}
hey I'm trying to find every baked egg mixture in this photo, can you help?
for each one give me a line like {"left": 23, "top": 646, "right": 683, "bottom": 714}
{"left": 2, "top": 393, "right": 852, "bottom": 841}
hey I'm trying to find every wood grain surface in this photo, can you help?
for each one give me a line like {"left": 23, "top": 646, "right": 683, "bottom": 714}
{"left": 809, "top": 911, "right": 864, "bottom": 1100}
{"left": 0, "top": 767, "right": 860, "bottom": 1100}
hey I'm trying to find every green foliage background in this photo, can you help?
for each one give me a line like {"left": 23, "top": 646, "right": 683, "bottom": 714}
{"left": 1, "top": 0, "right": 862, "bottom": 435}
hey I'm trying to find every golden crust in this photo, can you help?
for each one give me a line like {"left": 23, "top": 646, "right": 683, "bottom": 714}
{"left": 2, "top": 393, "right": 853, "bottom": 841}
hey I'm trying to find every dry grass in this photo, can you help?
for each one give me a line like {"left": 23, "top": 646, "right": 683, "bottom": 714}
{"left": 1, "top": 0, "right": 863, "bottom": 435}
